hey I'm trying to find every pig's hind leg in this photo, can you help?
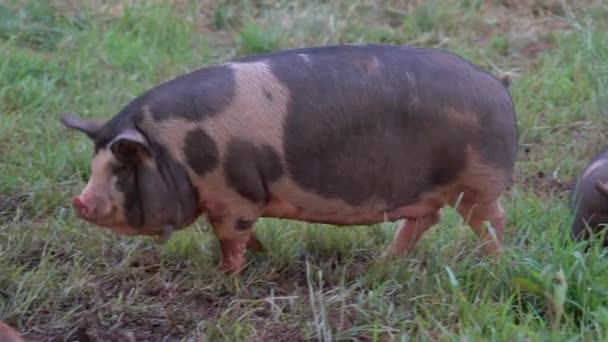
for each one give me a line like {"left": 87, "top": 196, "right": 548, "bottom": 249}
{"left": 455, "top": 197, "right": 505, "bottom": 255}
{"left": 382, "top": 211, "right": 441, "bottom": 259}
{"left": 452, "top": 151, "right": 510, "bottom": 256}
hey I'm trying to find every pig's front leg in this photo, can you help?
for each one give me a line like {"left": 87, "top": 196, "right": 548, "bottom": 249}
{"left": 206, "top": 201, "right": 264, "bottom": 274}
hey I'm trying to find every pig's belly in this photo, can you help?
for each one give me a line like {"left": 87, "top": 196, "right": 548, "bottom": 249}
{"left": 261, "top": 196, "right": 443, "bottom": 225}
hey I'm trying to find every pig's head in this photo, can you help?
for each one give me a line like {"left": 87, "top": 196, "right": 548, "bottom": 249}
{"left": 60, "top": 113, "right": 201, "bottom": 238}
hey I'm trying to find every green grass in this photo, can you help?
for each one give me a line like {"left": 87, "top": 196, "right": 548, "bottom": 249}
{"left": 1, "top": 0, "right": 608, "bottom": 340}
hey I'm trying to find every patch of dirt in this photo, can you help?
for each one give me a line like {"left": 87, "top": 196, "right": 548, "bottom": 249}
{"left": 255, "top": 322, "right": 305, "bottom": 341}
{"left": 19, "top": 259, "right": 221, "bottom": 341}
{"left": 515, "top": 169, "right": 572, "bottom": 198}
{"left": 514, "top": 144, "right": 573, "bottom": 198}
{"left": 515, "top": 119, "right": 608, "bottom": 198}
{"left": 475, "top": 1, "right": 573, "bottom": 59}
{"left": 0, "top": 192, "right": 29, "bottom": 223}
{"left": 15, "top": 254, "right": 367, "bottom": 341}
{"left": 369, "top": 0, "right": 577, "bottom": 61}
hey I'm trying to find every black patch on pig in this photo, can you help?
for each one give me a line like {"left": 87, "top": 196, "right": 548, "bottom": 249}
{"left": 113, "top": 162, "right": 144, "bottom": 228}
{"left": 146, "top": 65, "right": 236, "bottom": 122}
{"left": 262, "top": 87, "right": 273, "bottom": 101}
{"left": 235, "top": 218, "right": 253, "bottom": 231}
{"left": 111, "top": 137, "right": 200, "bottom": 233}
{"left": 239, "top": 44, "right": 518, "bottom": 207}
{"left": 93, "top": 64, "right": 236, "bottom": 150}
{"left": 223, "top": 138, "right": 283, "bottom": 203}
{"left": 257, "top": 145, "right": 283, "bottom": 181}
{"left": 183, "top": 128, "right": 219, "bottom": 176}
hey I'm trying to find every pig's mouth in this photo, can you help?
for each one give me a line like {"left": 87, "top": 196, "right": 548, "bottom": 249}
{"left": 73, "top": 201, "right": 136, "bottom": 233}
{"left": 82, "top": 214, "right": 146, "bottom": 236}
{"left": 73, "top": 195, "right": 201, "bottom": 238}
{"left": 91, "top": 210, "right": 182, "bottom": 237}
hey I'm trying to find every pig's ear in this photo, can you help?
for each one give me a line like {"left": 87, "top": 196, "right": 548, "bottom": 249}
{"left": 596, "top": 179, "right": 608, "bottom": 197}
{"left": 61, "top": 113, "right": 106, "bottom": 140}
{"left": 109, "top": 129, "right": 152, "bottom": 164}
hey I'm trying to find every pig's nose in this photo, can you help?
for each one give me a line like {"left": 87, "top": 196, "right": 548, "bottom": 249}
{"left": 72, "top": 196, "right": 95, "bottom": 218}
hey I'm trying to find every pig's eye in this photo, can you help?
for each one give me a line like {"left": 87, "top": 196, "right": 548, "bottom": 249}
{"left": 112, "top": 165, "right": 130, "bottom": 179}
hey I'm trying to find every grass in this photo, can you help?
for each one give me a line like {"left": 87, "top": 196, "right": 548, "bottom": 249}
{"left": 1, "top": 0, "right": 608, "bottom": 340}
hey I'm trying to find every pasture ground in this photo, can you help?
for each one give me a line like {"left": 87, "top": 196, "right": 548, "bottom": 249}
{"left": 1, "top": 0, "right": 608, "bottom": 340}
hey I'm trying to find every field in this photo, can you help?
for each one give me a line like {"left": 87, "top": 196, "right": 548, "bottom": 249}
{"left": 1, "top": 0, "right": 608, "bottom": 340}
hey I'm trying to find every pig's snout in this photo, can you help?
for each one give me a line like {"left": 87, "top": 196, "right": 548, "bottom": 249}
{"left": 72, "top": 196, "right": 96, "bottom": 219}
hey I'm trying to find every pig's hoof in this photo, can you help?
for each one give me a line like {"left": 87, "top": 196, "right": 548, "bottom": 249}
{"left": 483, "top": 243, "right": 504, "bottom": 257}
{"left": 377, "top": 249, "right": 402, "bottom": 265}
{"left": 156, "top": 225, "right": 174, "bottom": 245}
{"left": 217, "top": 256, "right": 247, "bottom": 274}
{"left": 380, "top": 252, "right": 398, "bottom": 262}
{"left": 247, "top": 235, "right": 266, "bottom": 253}
{"left": 218, "top": 264, "right": 245, "bottom": 274}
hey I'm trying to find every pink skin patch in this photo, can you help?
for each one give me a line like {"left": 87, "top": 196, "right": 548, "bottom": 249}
{"left": 72, "top": 191, "right": 111, "bottom": 222}
{"left": 72, "top": 196, "right": 91, "bottom": 218}
{"left": 72, "top": 192, "right": 139, "bottom": 235}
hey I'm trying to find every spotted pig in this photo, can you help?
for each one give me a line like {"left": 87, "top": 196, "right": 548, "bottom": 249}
{"left": 569, "top": 148, "right": 608, "bottom": 246}
{"left": 61, "top": 44, "right": 518, "bottom": 273}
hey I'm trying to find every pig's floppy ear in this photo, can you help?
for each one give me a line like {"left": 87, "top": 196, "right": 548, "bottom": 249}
{"left": 61, "top": 113, "right": 106, "bottom": 140}
{"left": 596, "top": 179, "right": 608, "bottom": 197}
{"left": 109, "top": 129, "right": 152, "bottom": 164}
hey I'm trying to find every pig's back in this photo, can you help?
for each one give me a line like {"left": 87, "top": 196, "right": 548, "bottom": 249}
{"left": 133, "top": 44, "right": 517, "bottom": 216}
{"left": 233, "top": 44, "right": 518, "bottom": 208}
